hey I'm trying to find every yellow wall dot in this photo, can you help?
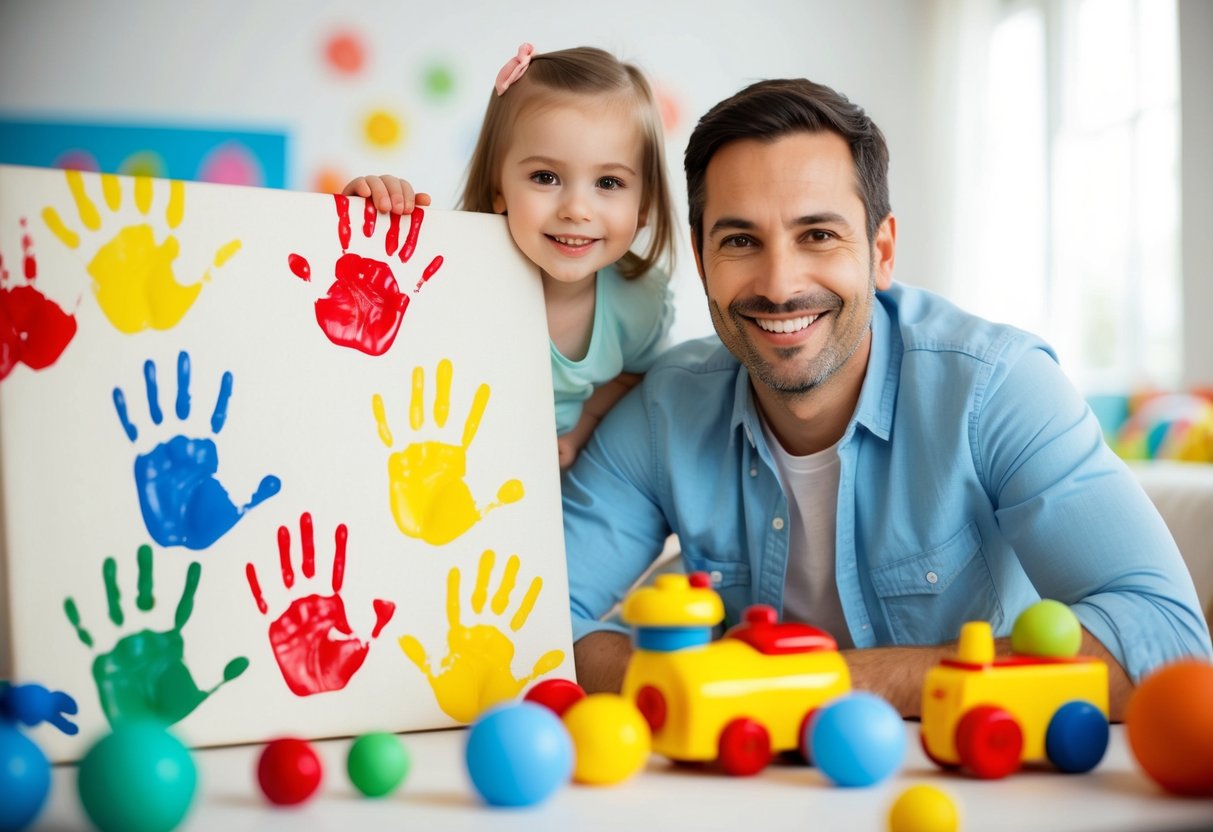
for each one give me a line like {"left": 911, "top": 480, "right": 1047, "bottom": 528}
{"left": 364, "top": 110, "right": 403, "bottom": 148}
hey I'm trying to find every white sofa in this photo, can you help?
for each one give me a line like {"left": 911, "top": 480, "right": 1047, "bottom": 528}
{"left": 1131, "top": 461, "right": 1213, "bottom": 624}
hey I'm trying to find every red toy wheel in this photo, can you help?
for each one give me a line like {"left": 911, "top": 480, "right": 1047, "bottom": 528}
{"left": 718, "top": 718, "right": 772, "bottom": 776}
{"left": 955, "top": 705, "right": 1023, "bottom": 779}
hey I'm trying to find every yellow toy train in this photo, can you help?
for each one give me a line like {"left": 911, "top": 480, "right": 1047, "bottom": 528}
{"left": 620, "top": 572, "right": 850, "bottom": 775}
{"left": 919, "top": 614, "right": 1109, "bottom": 778}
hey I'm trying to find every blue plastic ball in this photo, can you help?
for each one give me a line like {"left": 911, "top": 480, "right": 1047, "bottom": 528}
{"left": 78, "top": 723, "right": 197, "bottom": 832}
{"left": 465, "top": 702, "right": 573, "bottom": 807}
{"left": 808, "top": 692, "right": 907, "bottom": 787}
{"left": 0, "top": 724, "right": 51, "bottom": 832}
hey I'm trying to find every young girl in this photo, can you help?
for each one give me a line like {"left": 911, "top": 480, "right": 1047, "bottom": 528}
{"left": 345, "top": 43, "right": 677, "bottom": 468}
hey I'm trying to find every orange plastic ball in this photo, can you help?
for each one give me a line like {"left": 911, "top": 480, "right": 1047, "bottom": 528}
{"left": 1125, "top": 659, "right": 1213, "bottom": 796}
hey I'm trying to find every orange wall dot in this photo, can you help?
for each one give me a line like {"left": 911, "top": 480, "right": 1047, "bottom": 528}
{"left": 311, "top": 167, "right": 347, "bottom": 195}
{"left": 655, "top": 86, "right": 683, "bottom": 134}
{"left": 325, "top": 30, "right": 365, "bottom": 75}
{"left": 364, "top": 110, "right": 404, "bottom": 149}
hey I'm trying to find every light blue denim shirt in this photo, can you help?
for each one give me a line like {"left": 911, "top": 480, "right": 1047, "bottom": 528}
{"left": 562, "top": 282, "right": 1213, "bottom": 682}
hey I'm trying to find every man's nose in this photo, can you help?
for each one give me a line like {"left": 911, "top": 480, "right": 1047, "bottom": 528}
{"left": 753, "top": 245, "right": 805, "bottom": 304}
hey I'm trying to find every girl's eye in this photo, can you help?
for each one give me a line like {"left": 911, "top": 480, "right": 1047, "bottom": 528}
{"left": 530, "top": 171, "right": 558, "bottom": 186}
{"left": 597, "top": 176, "right": 625, "bottom": 191}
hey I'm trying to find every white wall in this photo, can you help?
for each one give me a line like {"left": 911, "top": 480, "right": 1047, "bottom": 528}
{"left": 0, "top": 0, "right": 944, "bottom": 346}
{"left": 1180, "top": 0, "right": 1213, "bottom": 387}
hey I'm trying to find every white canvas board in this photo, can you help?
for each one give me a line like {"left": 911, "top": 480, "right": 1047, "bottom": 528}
{"left": 0, "top": 164, "right": 574, "bottom": 761}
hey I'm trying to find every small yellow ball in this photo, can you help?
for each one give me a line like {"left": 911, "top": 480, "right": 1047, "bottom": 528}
{"left": 888, "top": 784, "right": 960, "bottom": 832}
{"left": 562, "top": 693, "right": 651, "bottom": 785}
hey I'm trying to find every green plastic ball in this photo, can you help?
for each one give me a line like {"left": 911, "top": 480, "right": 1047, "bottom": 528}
{"left": 1011, "top": 599, "right": 1082, "bottom": 658}
{"left": 77, "top": 722, "right": 196, "bottom": 832}
{"left": 347, "top": 732, "right": 410, "bottom": 797}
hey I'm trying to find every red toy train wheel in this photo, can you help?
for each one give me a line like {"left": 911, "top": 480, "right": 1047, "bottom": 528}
{"left": 955, "top": 705, "right": 1023, "bottom": 779}
{"left": 718, "top": 718, "right": 771, "bottom": 776}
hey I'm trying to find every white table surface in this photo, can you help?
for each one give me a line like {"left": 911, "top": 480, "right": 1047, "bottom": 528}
{"left": 30, "top": 723, "right": 1213, "bottom": 831}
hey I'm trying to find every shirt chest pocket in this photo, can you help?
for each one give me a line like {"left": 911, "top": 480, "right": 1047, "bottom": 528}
{"left": 868, "top": 522, "right": 1004, "bottom": 644}
{"left": 682, "top": 554, "right": 752, "bottom": 628}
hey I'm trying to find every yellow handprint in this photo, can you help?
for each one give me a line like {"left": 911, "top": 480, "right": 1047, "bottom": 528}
{"left": 372, "top": 359, "right": 524, "bottom": 546}
{"left": 399, "top": 549, "right": 565, "bottom": 722}
{"left": 42, "top": 170, "right": 240, "bottom": 333}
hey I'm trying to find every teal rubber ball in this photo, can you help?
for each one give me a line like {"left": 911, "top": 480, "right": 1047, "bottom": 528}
{"left": 78, "top": 723, "right": 197, "bottom": 832}
{"left": 347, "top": 732, "right": 410, "bottom": 797}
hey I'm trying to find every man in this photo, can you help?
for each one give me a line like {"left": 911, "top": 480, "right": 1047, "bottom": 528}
{"left": 562, "top": 78, "right": 1212, "bottom": 719}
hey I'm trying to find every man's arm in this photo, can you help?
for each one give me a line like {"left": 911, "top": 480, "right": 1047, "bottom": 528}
{"left": 845, "top": 627, "right": 1134, "bottom": 720}
{"left": 574, "top": 631, "right": 633, "bottom": 694}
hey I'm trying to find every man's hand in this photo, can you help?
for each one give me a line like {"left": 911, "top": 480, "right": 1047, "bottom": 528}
{"left": 573, "top": 630, "right": 633, "bottom": 693}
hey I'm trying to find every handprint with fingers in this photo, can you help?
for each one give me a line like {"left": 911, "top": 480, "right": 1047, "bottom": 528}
{"left": 62, "top": 544, "right": 248, "bottom": 727}
{"left": 398, "top": 549, "right": 564, "bottom": 723}
{"left": 113, "top": 350, "right": 281, "bottom": 550}
{"left": 42, "top": 170, "right": 240, "bottom": 333}
{"left": 0, "top": 218, "right": 78, "bottom": 380}
{"left": 372, "top": 359, "right": 524, "bottom": 546}
{"left": 246, "top": 512, "right": 397, "bottom": 696}
{"left": 287, "top": 194, "right": 444, "bottom": 356}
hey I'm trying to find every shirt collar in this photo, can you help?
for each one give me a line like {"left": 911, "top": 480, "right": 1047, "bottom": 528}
{"left": 728, "top": 288, "right": 902, "bottom": 447}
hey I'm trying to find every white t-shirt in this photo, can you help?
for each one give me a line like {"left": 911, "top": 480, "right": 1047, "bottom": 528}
{"left": 760, "top": 418, "right": 853, "bottom": 648}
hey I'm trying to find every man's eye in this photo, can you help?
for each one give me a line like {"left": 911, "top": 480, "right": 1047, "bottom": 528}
{"left": 597, "top": 176, "right": 624, "bottom": 190}
{"left": 722, "top": 235, "right": 755, "bottom": 248}
{"left": 807, "top": 229, "right": 835, "bottom": 243}
{"left": 530, "top": 172, "right": 558, "bottom": 185}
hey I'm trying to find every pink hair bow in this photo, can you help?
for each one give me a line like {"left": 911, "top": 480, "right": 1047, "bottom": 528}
{"left": 495, "top": 42, "right": 535, "bottom": 96}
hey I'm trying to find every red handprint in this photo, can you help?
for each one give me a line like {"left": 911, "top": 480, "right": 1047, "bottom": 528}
{"left": 246, "top": 511, "right": 396, "bottom": 696}
{"left": 0, "top": 219, "right": 77, "bottom": 380}
{"left": 287, "top": 195, "right": 443, "bottom": 356}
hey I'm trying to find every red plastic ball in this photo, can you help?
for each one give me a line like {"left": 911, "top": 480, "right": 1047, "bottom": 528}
{"left": 523, "top": 678, "right": 586, "bottom": 718}
{"left": 1125, "top": 659, "right": 1213, "bottom": 796}
{"left": 257, "top": 737, "right": 323, "bottom": 805}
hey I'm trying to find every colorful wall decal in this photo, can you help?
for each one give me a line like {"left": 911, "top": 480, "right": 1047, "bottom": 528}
{"left": 0, "top": 119, "right": 286, "bottom": 188}
{"left": 0, "top": 164, "right": 572, "bottom": 762}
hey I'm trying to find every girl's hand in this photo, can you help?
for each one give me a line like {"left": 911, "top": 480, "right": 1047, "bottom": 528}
{"left": 341, "top": 175, "right": 432, "bottom": 215}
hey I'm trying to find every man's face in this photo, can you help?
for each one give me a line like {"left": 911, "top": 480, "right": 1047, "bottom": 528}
{"left": 694, "top": 131, "right": 894, "bottom": 399}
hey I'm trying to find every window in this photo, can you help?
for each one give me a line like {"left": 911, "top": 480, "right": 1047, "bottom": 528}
{"left": 969, "top": 0, "right": 1180, "bottom": 393}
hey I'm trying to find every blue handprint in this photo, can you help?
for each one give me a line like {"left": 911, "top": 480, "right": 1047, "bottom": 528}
{"left": 112, "top": 350, "right": 281, "bottom": 550}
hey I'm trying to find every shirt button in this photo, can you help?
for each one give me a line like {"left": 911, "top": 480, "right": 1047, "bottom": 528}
{"left": 772, "top": 517, "right": 785, "bottom": 531}
{"left": 709, "top": 570, "right": 723, "bottom": 585}
{"left": 749, "top": 468, "right": 758, "bottom": 477}
{"left": 926, "top": 571, "right": 939, "bottom": 585}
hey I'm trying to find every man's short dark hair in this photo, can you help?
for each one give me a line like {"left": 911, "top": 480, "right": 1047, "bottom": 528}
{"left": 684, "top": 78, "right": 891, "bottom": 255}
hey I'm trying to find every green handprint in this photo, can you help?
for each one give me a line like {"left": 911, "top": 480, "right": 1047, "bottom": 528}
{"left": 63, "top": 543, "right": 248, "bottom": 727}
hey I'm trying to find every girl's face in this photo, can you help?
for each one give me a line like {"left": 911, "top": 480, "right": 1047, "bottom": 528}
{"left": 492, "top": 95, "right": 647, "bottom": 285}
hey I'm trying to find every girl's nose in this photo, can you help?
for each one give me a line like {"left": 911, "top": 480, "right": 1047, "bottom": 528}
{"left": 558, "top": 188, "right": 592, "bottom": 223}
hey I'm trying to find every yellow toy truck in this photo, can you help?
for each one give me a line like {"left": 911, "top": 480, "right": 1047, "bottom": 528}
{"left": 920, "top": 618, "right": 1109, "bottom": 778}
{"left": 620, "top": 572, "right": 850, "bottom": 775}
